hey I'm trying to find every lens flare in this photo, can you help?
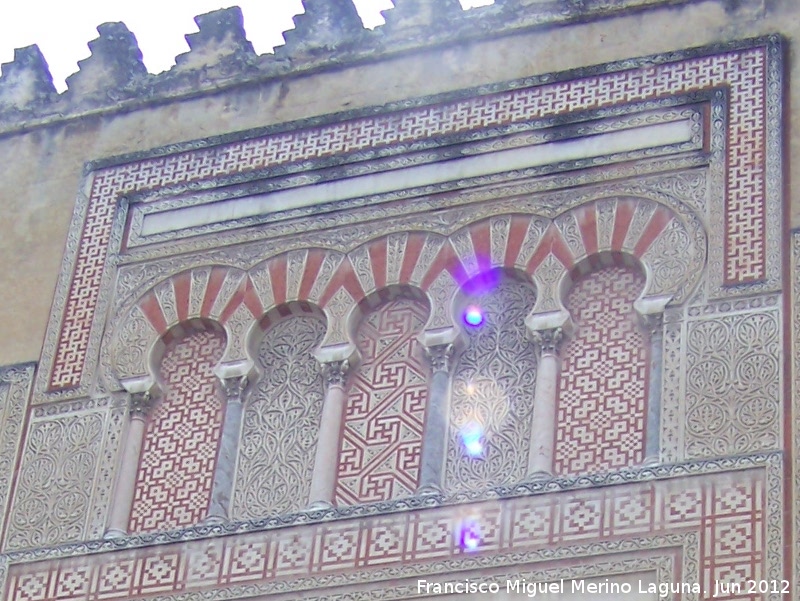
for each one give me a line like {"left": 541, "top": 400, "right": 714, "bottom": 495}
{"left": 464, "top": 305, "right": 484, "bottom": 326}
{"left": 460, "top": 422, "right": 484, "bottom": 457}
{"left": 458, "top": 517, "right": 482, "bottom": 551}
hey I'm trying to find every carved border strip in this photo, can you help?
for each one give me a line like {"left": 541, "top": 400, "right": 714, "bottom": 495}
{"left": 0, "top": 465, "right": 771, "bottom": 601}
{"left": 0, "top": 365, "right": 34, "bottom": 546}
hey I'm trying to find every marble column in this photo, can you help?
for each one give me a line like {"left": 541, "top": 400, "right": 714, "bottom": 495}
{"left": 105, "top": 391, "right": 152, "bottom": 538}
{"left": 417, "top": 343, "right": 454, "bottom": 495}
{"left": 308, "top": 359, "right": 350, "bottom": 509}
{"left": 642, "top": 312, "right": 664, "bottom": 465}
{"left": 206, "top": 374, "right": 248, "bottom": 523}
{"left": 526, "top": 327, "right": 565, "bottom": 480}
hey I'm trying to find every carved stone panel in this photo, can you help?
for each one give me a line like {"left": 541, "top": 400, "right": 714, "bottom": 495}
{"left": 684, "top": 307, "right": 781, "bottom": 459}
{"left": 446, "top": 276, "right": 537, "bottom": 492}
{"left": 231, "top": 315, "right": 326, "bottom": 520}
{"left": 0, "top": 365, "right": 33, "bottom": 547}
{"left": 4, "top": 401, "right": 111, "bottom": 551}
{"left": 128, "top": 328, "right": 226, "bottom": 533}
{"left": 554, "top": 266, "right": 649, "bottom": 476}
{"left": 336, "top": 297, "right": 429, "bottom": 504}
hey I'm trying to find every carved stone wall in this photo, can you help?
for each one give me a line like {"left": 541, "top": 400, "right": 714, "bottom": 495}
{"left": 4, "top": 398, "right": 123, "bottom": 551}
{"left": 42, "top": 38, "right": 777, "bottom": 403}
{"left": 231, "top": 314, "right": 326, "bottom": 520}
{"left": 128, "top": 328, "right": 226, "bottom": 533}
{"left": 1, "top": 460, "right": 779, "bottom": 601}
{"left": 336, "top": 297, "right": 429, "bottom": 505}
{"left": 0, "top": 28, "right": 786, "bottom": 601}
{"left": 554, "top": 266, "right": 649, "bottom": 476}
{"left": 683, "top": 304, "right": 781, "bottom": 459}
{"left": 0, "top": 365, "right": 34, "bottom": 548}
{"left": 446, "top": 276, "right": 538, "bottom": 492}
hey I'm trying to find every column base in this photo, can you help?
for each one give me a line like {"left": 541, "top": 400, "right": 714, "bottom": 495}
{"left": 103, "top": 528, "right": 127, "bottom": 540}
{"left": 202, "top": 515, "right": 226, "bottom": 526}
{"left": 308, "top": 500, "right": 334, "bottom": 510}
{"left": 642, "top": 455, "right": 660, "bottom": 467}
{"left": 526, "top": 470, "right": 553, "bottom": 482}
{"left": 416, "top": 484, "right": 443, "bottom": 496}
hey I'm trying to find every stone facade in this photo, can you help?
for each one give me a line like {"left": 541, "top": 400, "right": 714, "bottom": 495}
{"left": 0, "top": 1, "right": 795, "bottom": 600}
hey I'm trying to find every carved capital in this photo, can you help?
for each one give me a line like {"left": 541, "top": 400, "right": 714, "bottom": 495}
{"left": 321, "top": 359, "right": 350, "bottom": 388}
{"left": 129, "top": 391, "right": 153, "bottom": 418}
{"left": 530, "top": 327, "right": 565, "bottom": 355}
{"left": 219, "top": 374, "right": 248, "bottom": 402}
{"left": 425, "top": 343, "right": 454, "bottom": 373}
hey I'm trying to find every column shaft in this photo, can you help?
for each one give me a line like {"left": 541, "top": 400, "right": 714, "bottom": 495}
{"left": 417, "top": 344, "right": 453, "bottom": 494}
{"left": 206, "top": 375, "right": 248, "bottom": 522}
{"left": 105, "top": 393, "right": 150, "bottom": 538}
{"left": 308, "top": 361, "right": 349, "bottom": 508}
{"left": 526, "top": 328, "right": 564, "bottom": 479}
{"left": 644, "top": 316, "right": 664, "bottom": 464}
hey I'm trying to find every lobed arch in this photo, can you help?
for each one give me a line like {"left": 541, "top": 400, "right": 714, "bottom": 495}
{"left": 109, "top": 196, "right": 702, "bottom": 388}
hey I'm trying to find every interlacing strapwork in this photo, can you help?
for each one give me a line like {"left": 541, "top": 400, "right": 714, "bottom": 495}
{"left": 335, "top": 298, "right": 429, "bottom": 504}
{"left": 128, "top": 328, "right": 226, "bottom": 533}
{"left": 554, "top": 266, "right": 649, "bottom": 476}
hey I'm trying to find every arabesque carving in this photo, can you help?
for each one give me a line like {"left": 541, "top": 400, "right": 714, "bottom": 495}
{"left": 447, "top": 277, "right": 538, "bottom": 492}
{"left": 232, "top": 315, "right": 326, "bottom": 520}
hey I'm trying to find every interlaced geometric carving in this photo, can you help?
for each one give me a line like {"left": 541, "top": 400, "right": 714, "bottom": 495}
{"left": 335, "top": 297, "right": 429, "bottom": 504}
{"left": 554, "top": 266, "right": 649, "bottom": 475}
{"left": 446, "top": 276, "right": 537, "bottom": 492}
{"left": 232, "top": 315, "right": 326, "bottom": 520}
{"left": 128, "top": 328, "right": 226, "bottom": 533}
{"left": 5, "top": 412, "right": 105, "bottom": 550}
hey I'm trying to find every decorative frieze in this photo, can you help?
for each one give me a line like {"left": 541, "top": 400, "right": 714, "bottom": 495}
{"left": 1, "top": 464, "right": 774, "bottom": 601}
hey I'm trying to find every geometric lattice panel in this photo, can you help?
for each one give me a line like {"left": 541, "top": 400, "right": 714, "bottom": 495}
{"left": 128, "top": 328, "right": 226, "bottom": 533}
{"left": 554, "top": 266, "right": 649, "bottom": 476}
{"left": 447, "top": 275, "right": 538, "bottom": 492}
{"left": 335, "top": 297, "right": 429, "bottom": 505}
{"left": 232, "top": 315, "right": 326, "bottom": 520}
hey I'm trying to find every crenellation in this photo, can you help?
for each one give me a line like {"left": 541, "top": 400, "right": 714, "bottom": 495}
{"left": 63, "top": 22, "right": 147, "bottom": 103}
{"left": 174, "top": 7, "right": 256, "bottom": 73}
{"left": 0, "top": 0, "right": 764, "bottom": 135}
{"left": 381, "top": 0, "right": 466, "bottom": 33}
{"left": 0, "top": 45, "right": 55, "bottom": 114}
{"left": 278, "top": 0, "right": 368, "bottom": 58}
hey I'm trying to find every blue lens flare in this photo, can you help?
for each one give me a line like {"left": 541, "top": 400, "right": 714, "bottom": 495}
{"left": 464, "top": 306, "right": 484, "bottom": 326}
{"left": 460, "top": 422, "right": 484, "bottom": 457}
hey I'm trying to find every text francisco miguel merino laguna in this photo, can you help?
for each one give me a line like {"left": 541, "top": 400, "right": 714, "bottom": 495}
{"left": 417, "top": 577, "right": 703, "bottom": 597}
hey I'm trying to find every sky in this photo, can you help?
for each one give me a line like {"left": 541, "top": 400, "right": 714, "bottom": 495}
{"left": 0, "top": 0, "right": 491, "bottom": 93}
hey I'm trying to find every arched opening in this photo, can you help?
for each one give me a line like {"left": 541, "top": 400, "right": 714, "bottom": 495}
{"left": 231, "top": 303, "right": 327, "bottom": 519}
{"left": 446, "top": 269, "right": 538, "bottom": 492}
{"left": 128, "top": 320, "right": 226, "bottom": 533}
{"left": 554, "top": 259, "right": 649, "bottom": 476}
{"left": 335, "top": 286, "right": 430, "bottom": 505}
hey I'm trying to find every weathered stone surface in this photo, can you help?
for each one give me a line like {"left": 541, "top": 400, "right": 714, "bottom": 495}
{"left": 278, "top": 0, "right": 366, "bottom": 56}
{"left": 64, "top": 22, "right": 147, "bottom": 101}
{"left": 175, "top": 7, "right": 255, "bottom": 72}
{"left": 0, "top": 46, "right": 55, "bottom": 113}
